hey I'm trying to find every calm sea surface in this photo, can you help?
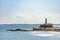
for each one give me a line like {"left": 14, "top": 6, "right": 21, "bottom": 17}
{"left": 0, "top": 24, "right": 60, "bottom": 40}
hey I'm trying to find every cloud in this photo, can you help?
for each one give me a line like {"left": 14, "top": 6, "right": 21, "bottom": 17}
{"left": 0, "top": 16, "right": 18, "bottom": 24}
{"left": 5, "top": 12, "right": 59, "bottom": 24}
{"left": 0, "top": 12, "right": 60, "bottom": 24}
{"left": 0, "top": 0, "right": 60, "bottom": 24}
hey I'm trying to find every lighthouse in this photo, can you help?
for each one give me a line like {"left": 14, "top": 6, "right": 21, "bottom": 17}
{"left": 45, "top": 18, "right": 47, "bottom": 24}
{"left": 40, "top": 18, "right": 53, "bottom": 28}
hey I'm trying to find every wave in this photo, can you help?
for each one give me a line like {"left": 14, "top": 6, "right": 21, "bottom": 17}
{"left": 30, "top": 31, "right": 60, "bottom": 37}
{"left": 32, "top": 34, "right": 54, "bottom": 37}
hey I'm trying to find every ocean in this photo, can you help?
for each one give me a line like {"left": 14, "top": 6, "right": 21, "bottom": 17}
{"left": 0, "top": 24, "right": 60, "bottom": 40}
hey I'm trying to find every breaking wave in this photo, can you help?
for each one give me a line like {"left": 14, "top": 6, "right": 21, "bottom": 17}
{"left": 32, "top": 34, "right": 54, "bottom": 37}
{"left": 30, "top": 31, "right": 60, "bottom": 37}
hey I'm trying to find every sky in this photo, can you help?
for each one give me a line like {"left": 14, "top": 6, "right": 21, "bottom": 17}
{"left": 0, "top": 0, "right": 60, "bottom": 24}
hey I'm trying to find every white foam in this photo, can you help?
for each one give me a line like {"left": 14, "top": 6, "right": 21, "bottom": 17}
{"left": 30, "top": 31, "right": 60, "bottom": 37}
{"left": 32, "top": 34, "right": 54, "bottom": 37}
{"left": 50, "top": 31, "right": 60, "bottom": 34}
{"left": 31, "top": 31, "right": 40, "bottom": 34}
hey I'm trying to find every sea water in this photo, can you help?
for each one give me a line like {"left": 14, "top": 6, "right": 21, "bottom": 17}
{"left": 0, "top": 24, "right": 60, "bottom": 40}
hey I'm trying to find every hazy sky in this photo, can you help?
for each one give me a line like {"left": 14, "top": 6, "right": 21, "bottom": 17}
{"left": 0, "top": 0, "right": 60, "bottom": 24}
